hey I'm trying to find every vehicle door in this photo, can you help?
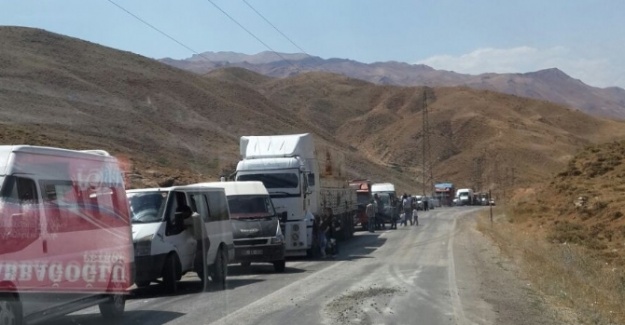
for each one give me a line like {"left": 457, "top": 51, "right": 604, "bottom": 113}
{"left": 164, "top": 191, "right": 196, "bottom": 272}
{"left": 203, "top": 191, "right": 233, "bottom": 264}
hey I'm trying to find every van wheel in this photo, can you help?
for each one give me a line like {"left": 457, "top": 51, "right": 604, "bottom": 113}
{"left": 212, "top": 247, "right": 227, "bottom": 289}
{"left": 273, "top": 260, "right": 286, "bottom": 273}
{"left": 99, "top": 294, "right": 125, "bottom": 319}
{"left": 0, "top": 295, "right": 22, "bottom": 325}
{"left": 163, "top": 254, "right": 179, "bottom": 293}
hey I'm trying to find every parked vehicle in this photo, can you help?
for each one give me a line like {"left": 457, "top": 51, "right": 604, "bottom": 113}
{"left": 0, "top": 145, "right": 134, "bottom": 324}
{"left": 349, "top": 179, "right": 372, "bottom": 230}
{"left": 235, "top": 133, "right": 357, "bottom": 257}
{"left": 128, "top": 185, "right": 234, "bottom": 292}
{"left": 371, "top": 183, "right": 398, "bottom": 223}
{"left": 455, "top": 188, "right": 474, "bottom": 206}
{"left": 198, "top": 181, "right": 286, "bottom": 272}
{"left": 434, "top": 182, "right": 455, "bottom": 206}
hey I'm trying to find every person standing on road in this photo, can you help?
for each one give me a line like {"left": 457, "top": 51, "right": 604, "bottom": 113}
{"left": 366, "top": 199, "right": 376, "bottom": 233}
{"left": 402, "top": 194, "right": 413, "bottom": 226}
{"left": 412, "top": 206, "right": 419, "bottom": 226}
{"left": 374, "top": 193, "right": 384, "bottom": 230}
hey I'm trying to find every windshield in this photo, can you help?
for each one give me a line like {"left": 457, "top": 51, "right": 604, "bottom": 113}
{"left": 128, "top": 191, "right": 167, "bottom": 223}
{"left": 238, "top": 173, "right": 299, "bottom": 189}
{"left": 227, "top": 195, "right": 275, "bottom": 219}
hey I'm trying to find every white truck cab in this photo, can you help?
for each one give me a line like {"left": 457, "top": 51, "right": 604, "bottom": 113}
{"left": 128, "top": 185, "right": 234, "bottom": 292}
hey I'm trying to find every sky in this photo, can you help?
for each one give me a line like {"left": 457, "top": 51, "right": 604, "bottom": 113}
{"left": 1, "top": 0, "right": 624, "bottom": 88}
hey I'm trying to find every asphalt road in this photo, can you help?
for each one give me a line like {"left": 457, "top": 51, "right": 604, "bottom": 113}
{"left": 50, "top": 207, "right": 490, "bottom": 325}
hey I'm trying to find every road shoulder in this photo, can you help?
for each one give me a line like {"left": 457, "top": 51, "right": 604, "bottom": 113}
{"left": 452, "top": 211, "right": 570, "bottom": 325}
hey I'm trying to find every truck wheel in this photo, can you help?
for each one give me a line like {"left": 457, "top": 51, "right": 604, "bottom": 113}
{"left": 212, "top": 247, "right": 227, "bottom": 289}
{"left": 0, "top": 295, "right": 22, "bottom": 325}
{"left": 99, "top": 294, "right": 125, "bottom": 319}
{"left": 273, "top": 260, "right": 286, "bottom": 273}
{"left": 163, "top": 254, "right": 179, "bottom": 293}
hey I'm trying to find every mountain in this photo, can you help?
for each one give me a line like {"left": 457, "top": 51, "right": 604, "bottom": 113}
{"left": 162, "top": 52, "right": 625, "bottom": 119}
{"left": 2, "top": 27, "right": 625, "bottom": 195}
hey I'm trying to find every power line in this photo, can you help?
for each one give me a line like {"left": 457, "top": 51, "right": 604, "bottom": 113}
{"left": 241, "top": 0, "right": 308, "bottom": 55}
{"left": 106, "top": 0, "right": 203, "bottom": 56}
{"left": 203, "top": 0, "right": 300, "bottom": 70}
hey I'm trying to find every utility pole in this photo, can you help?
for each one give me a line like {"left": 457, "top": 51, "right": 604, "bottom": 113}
{"left": 421, "top": 88, "right": 433, "bottom": 198}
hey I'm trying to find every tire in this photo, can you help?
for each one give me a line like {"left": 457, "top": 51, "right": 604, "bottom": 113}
{"left": 240, "top": 262, "right": 251, "bottom": 268}
{"left": 135, "top": 281, "right": 151, "bottom": 288}
{"left": 212, "top": 247, "right": 227, "bottom": 289}
{"left": 163, "top": 254, "right": 179, "bottom": 293}
{"left": 273, "top": 260, "right": 286, "bottom": 273}
{"left": 0, "top": 295, "right": 22, "bottom": 325}
{"left": 99, "top": 294, "right": 125, "bottom": 320}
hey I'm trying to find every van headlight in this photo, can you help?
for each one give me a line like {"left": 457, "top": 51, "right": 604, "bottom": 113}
{"left": 134, "top": 234, "right": 154, "bottom": 257}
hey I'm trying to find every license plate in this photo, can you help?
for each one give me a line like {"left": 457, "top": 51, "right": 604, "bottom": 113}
{"left": 243, "top": 249, "right": 263, "bottom": 255}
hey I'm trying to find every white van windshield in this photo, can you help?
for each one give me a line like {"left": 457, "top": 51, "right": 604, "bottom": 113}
{"left": 128, "top": 191, "right": 167, "bottom": 223}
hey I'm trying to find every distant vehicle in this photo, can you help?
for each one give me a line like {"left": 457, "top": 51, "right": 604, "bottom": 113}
{"left": 434, "top": 182, "right": 455, "bottom": 206}
{"left": 371, "top": 183, "right": 398, "bottom": 223}
{"left": 455, "top": 188, "right": 474, "bottom": 206}
{"left": 413, "top": 195, "right": 424, "bottom": 210}
{"left": 349, "top": 179, "right": 372, "bottom": 230}
{"left": 235, "top": 133, "right": 357, "bottom": 257}
{"left": 198, "top": 181, "right": 286, "bottom": 272}
{"left": 128, "top": 185, "right": 234, "bottom": 292}
{"left": 0, "top": 145, "right": 134, "bottom": 324}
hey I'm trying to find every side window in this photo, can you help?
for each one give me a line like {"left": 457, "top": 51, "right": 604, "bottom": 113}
{"left": 307, "top": 173, "right": 316, "bottom": 186}
{"left": 1, "top": 176, "right": 39, "bottom": 204}
{"left": 165, "top": 191, "right": 189, "bottom": 236}
{"left": 189, "top": 193, "right": 210, "bottom": 222}
{"left": 206, "top": 192, "right": 229, "bottom": 222}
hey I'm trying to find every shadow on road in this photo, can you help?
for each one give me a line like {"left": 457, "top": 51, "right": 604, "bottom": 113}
{"left": 49, "top": 310, "right": 185, "bottom": 325}
{"left": 129, "top": 277, "right": 264, "bottom": 299}
{"left": 228, "top": 264, "right": 307, "bottom": 275}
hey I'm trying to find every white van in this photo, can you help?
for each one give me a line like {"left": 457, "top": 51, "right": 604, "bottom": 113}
{"left": 0, "top": 145, "right": 134, "bottom": 324}
{"left": 196, "top": 181, "right": 286, "bottom": 272}
{"left": 128, "top": 185, "right": 234, "bottom": 292}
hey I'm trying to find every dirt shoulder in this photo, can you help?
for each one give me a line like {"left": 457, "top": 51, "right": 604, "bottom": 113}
{"left": 452, "top": 211, "right": 576, "bottom": 325}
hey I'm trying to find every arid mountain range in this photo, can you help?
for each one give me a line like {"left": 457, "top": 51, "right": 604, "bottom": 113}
{"left": 162, "top": 51, "right": 625, "bottom": 119}
{"left": 2, "top": 27, "right": 625, "bottom": 196}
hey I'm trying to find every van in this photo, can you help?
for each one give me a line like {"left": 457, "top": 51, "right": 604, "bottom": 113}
{"left": 196, "top": 181, "right": 286, "bottom": 272}
{"left": 127, "top": 185, "right": 234, "bottom": 292}
{"left": 0, "top": 145, "right": 134, "bottom": 324}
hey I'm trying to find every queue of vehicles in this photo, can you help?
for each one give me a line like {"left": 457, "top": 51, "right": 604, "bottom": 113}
{"left": 1, "top": 134, "right": 493, "bottom": 323}
{"left": 0, "top": 133, "right": 382, "bottom": 324}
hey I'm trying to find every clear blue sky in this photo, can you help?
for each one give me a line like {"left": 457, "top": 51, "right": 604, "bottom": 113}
{"left": 1, "top": 0, "right": 624, "bottom": 88}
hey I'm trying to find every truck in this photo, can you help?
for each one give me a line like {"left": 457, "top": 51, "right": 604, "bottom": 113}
{"left": 371, "top": 183, "right": 398, "bottom": 224}
{"left": 434, "top": 182, "right": 455, "bottom": 206}
{"left": 349, "top": 179, "right": 372, "bottom": 230}
{"left": 455, "top": 188, "right": 474, "bottom": 206}
{"left": 235, "top": 133, "right": 357, "bottom": 257}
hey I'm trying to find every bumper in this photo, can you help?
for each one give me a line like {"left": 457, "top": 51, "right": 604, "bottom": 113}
{"left": 232, "top": 244, "right": 285, "bottom": 263}
{"left": 134, "top": 253, "right": 168, "bottom": 283}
